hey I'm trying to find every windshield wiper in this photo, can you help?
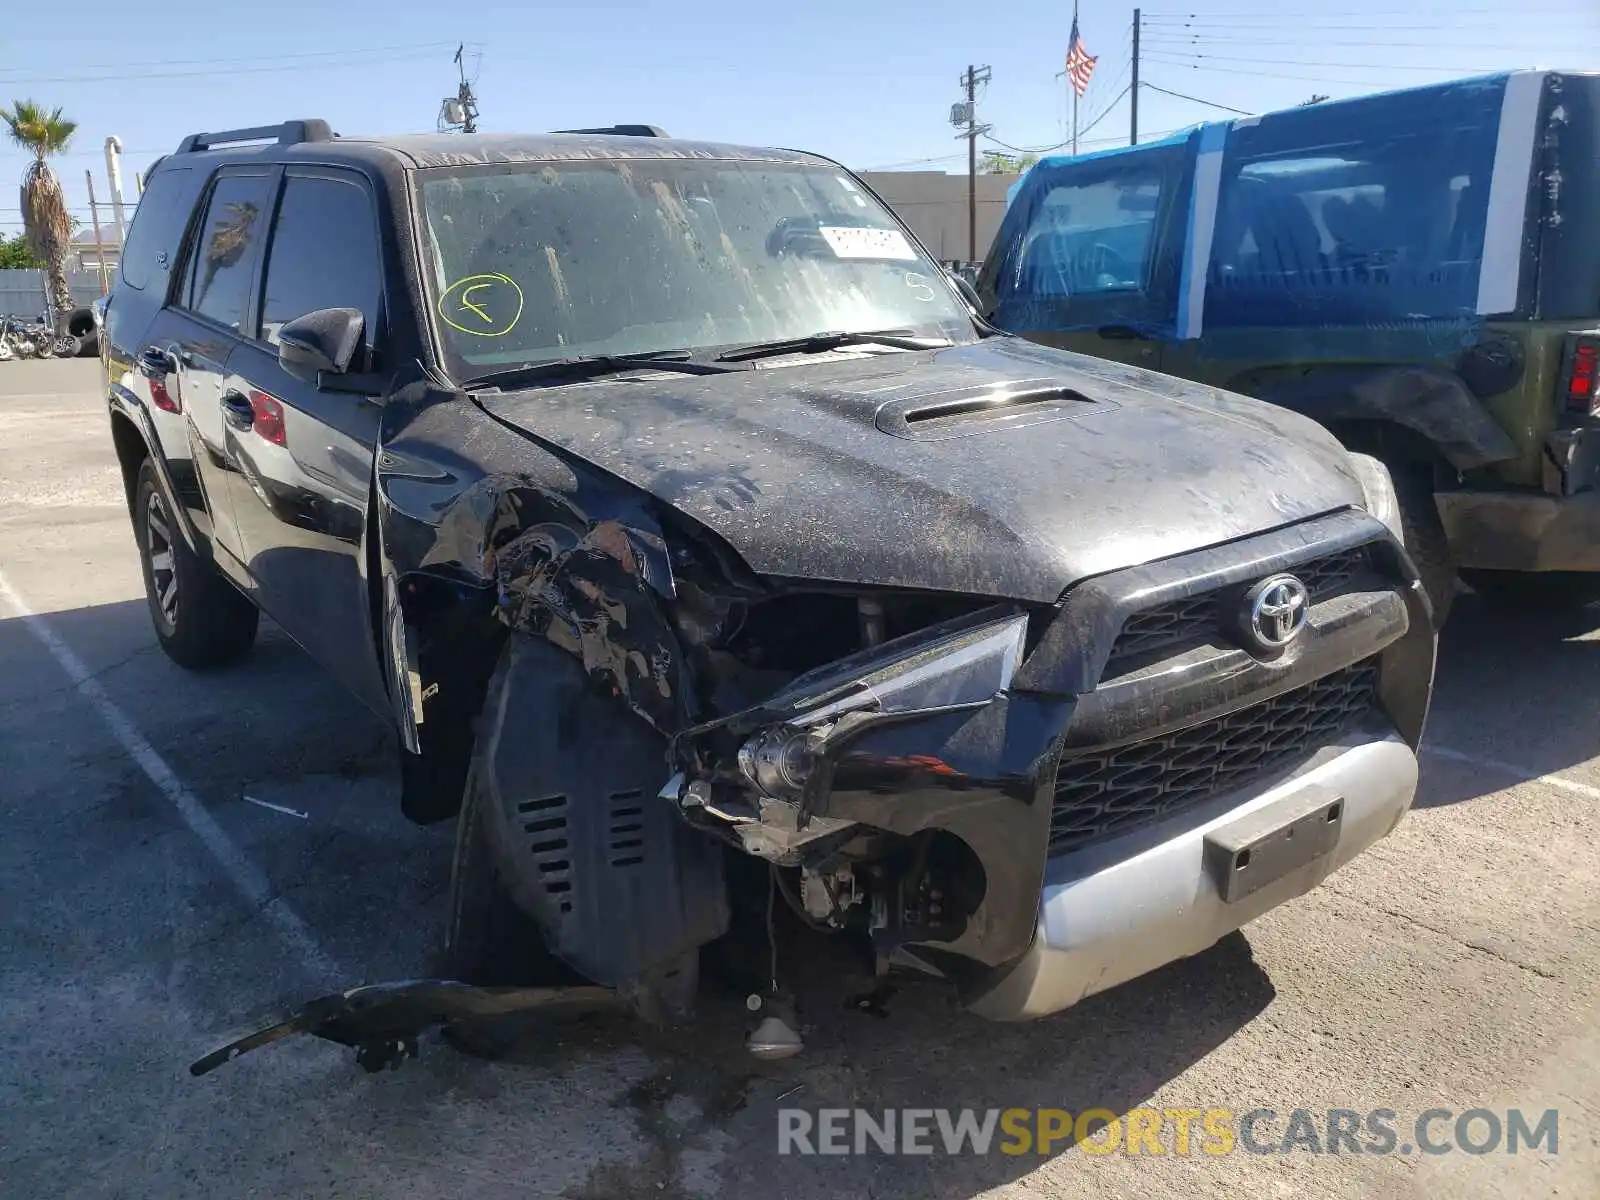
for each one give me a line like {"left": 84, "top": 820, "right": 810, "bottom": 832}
{"left": 467, "top": 349, "right": 738, "bottom": 390}
{"left": 713, "top": 329, "right": 952, "bottom": 363}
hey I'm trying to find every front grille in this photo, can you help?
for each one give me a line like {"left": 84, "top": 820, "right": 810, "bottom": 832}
{"left": 1104, "top": 545, "right": 1374, "bottom": 670}
{"left": 1048, "top": 659, "right": 1380, "bottom": 855}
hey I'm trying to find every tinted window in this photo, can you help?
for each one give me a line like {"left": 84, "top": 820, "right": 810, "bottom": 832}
{"left": 983, "top": 145, "right": 1187, "bottom": 336}
{"left": 1011, "top": 173, "right": 1162, "bottom": 297}
{"left": 118, "top": 166, "right": 195, "bottom": 292}
{"left": 1205, "top": 79, "right": 1504, "bottom": 327}
{"left": 260, "top": 175, "right": 382, "bottom": 347}
{"left": 183, "top": 174, "right": 272, "bottom": 332}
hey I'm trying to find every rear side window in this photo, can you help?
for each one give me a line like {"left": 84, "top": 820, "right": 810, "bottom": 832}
{"left": 181, "top": 174, "right": 273, "bottom": 333}
{"left": 1205, "top": 78, "right": 1505, "bottom": 327}
{"left": 118, "top": 166, "right": 194, "bottom": 292}
{"left": 259, "top": 175, "right": 382, "bottom": 347}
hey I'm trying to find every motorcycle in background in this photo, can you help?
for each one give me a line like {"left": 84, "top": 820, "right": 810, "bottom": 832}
{"left": 0, "top": 314, "right": 78, "bottom": 360}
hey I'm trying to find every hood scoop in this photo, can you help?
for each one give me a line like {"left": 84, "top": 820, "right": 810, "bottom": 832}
{"left": 874, "top": 379, "right": 1113, "bottom": 441}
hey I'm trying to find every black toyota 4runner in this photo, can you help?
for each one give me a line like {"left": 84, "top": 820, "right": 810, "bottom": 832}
{"left": 100, "top": 120, "right": 1434, "bottom": 1051}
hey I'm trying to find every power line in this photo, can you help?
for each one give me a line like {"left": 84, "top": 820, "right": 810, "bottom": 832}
{"left": 1142, "top": 49, "right": 1509, "bottom": 73}
{"left": 5, "top": 47, "right": 445, "bottom": 86}
{"left": 1140, "top": 81, "right": 1253, "bottom": 115}
{"left": 1079, "top": 85, "right": 1133, "bottom": 138}
{"left": 1140, "top": 4, "right": 1578, "bottom": 20}
{"left": 1142, "top": 31, "right": 1566, "bottom": 48}
{"left": 0, "top": 41, "right": 463, "bottom": 78}
{"left": 1137, "top": 57, "right": 1405, "bottom": 87}
{"left": 860, "top": 153, "right": 968, "bottom": 171}
{"left": 982, "top": 84, "right": 1133, "bottom": 158}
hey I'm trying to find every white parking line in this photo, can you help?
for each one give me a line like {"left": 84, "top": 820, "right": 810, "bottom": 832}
{"left": 1424, "top": 743, "right": 1600, "bottom": 801}
{"left": 0, "top": 567, "right": 342, "bottom": 986}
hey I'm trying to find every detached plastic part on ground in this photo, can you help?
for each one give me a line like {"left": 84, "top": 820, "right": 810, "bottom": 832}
{"left": 189, "top": 979, "right": 619, "bottom": 1076}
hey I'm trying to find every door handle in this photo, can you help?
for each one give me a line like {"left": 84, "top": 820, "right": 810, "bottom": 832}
{"left": 137, "top": 346, "right": 177, "bottom": 379}
{"left": 220, "top": 390, "right": 256, "bottom": 431}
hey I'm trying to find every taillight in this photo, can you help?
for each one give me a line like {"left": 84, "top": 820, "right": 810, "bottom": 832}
{"left": 149, "top": 377, "right": 180, "bottom": 413}
{"left": 248, "top": 390, "right": 287, "bottom": 446}
{"left": 1562, "top": 336, "right": 1600, "bottom": 415}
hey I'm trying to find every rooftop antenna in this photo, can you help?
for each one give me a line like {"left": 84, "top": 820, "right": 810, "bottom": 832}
{"left": 438, "top": 43, "right": 480, "bottom": 133}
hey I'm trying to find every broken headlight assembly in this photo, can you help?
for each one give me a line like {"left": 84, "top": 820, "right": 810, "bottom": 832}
{"left": 661, "top": 603, "right": 1029, "bottom": 865}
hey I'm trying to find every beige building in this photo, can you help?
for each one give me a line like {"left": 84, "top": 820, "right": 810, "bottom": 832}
{"left": 858, "top": 170, "right": 1022, "bottom": 263}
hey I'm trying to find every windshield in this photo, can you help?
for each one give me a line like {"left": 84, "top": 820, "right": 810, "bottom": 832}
{"left": 415, "top": 158, "right": 973, "bottom": 381}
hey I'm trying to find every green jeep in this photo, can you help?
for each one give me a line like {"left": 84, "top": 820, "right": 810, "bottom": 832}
{"left": 978, "top": 71, "right": 1600, "bottom": 623}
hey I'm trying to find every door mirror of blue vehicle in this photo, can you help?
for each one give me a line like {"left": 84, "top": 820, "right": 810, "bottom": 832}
{"left": 946, "top": 270, "right": 983, "bottom": 313}
{"left": 277, "top": 307, "right": 364, "bottom": 383}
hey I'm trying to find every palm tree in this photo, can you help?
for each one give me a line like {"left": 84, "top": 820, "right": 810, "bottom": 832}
{"left": 1, "top": 100, "right": 78, "bottom": 322}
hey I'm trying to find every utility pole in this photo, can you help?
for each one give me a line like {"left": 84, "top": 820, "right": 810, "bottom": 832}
{"left": 439, "top": 44, "right": 480, "bottom": 133}
{"left": 84, "top": 170, "right": 110, "bottom": 295}
{"left": 957, "top": 64, "right": 991, "bottom": 263}
{"left": 1131, "top": 8, "right": 1141, "bottom": 145}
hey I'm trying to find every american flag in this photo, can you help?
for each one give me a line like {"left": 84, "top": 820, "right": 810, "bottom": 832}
{"left": 1065, "top": 16, "right": 1098, "bottom": 97}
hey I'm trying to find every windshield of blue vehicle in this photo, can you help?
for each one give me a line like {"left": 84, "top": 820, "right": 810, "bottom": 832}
{"left": 416, "top": 158, "right": 974, "bottom": 380}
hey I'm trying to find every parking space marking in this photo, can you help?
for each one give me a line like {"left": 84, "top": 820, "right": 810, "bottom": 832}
{"left": 0, "top": 566, "right": 343, "bottom": 986}
{"left": 1424, "top": 743, "right": 1600, "bottom": 801}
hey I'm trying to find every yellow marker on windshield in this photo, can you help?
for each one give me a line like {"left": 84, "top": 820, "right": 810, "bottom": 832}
{"left": 439, "top": 273, "right": 524, "bottom": 337}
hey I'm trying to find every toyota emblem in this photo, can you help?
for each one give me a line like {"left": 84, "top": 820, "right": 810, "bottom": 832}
{"left": 1242, "top": 574, "right": 1310, "bottom": 652}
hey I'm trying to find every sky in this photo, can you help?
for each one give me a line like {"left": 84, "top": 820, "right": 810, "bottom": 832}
{"left": 2, "top": 0, "right": 1597, "bottom": 240}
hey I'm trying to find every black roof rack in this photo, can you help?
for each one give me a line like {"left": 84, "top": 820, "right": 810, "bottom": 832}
{"left": 550, "top": 125, "right": 669, "bottom": 138}
{"left": 176, "top": 119, "right": 334, "bottom": 154}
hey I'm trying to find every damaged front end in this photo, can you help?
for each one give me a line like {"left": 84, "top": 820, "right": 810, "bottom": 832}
{"left": 661, "top": 601, "right": 1067, "bottom": 976}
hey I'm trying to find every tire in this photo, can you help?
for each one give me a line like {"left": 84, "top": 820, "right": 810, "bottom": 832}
{"left": 133, "top": 459, "right": 259, "bottom": 669}
{"left": 1460, "top": 569, "right": 1600, "bottom": 613}
{"left": 1388, "top": 462, "right": 1455, "bottom": 628}
{"left": 32, "top": 332, "right": 52, "bottom": 360}
{"left": 53, "top": 334, "right": 80, "bottom": 358}
{"left": 442, "top": 759, "right": 575, "bottom": 986}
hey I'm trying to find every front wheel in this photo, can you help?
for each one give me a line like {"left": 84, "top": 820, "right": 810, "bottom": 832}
{"left": 1461, "top": 569, "right": 1600, "bottom": 614}
{"left": 31, "top": 331, "right": 53, "bottom": 360}
{"left": 134, "top": 459, "right": 260, "bottom": 668}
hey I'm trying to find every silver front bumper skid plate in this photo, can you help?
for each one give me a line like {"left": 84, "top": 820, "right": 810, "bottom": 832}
{"left": 967, "top": 732, "right": 1419, "bottom": 1020}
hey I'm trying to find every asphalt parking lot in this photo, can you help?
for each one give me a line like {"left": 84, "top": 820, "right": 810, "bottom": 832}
{"left": 1, "top": 357, "right": 1596, "bottom": 1199}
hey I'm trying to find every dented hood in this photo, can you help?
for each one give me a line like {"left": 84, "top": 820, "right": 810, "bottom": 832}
{"left": 476, "top": 338, "right": 1363, "bottom": 603}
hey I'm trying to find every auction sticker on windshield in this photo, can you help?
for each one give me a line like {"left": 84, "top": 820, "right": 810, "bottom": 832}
{"left": 819, "top": 226, "right": 918, "bottom": 261}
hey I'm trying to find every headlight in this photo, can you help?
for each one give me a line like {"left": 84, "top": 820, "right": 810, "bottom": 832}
{"left": 667, "top": 605, "right": 1027, "bottom": 818}
{"left": 736, "top": 605, "right": 1028, "bottom": 733}
{"left": 1347, "top": 453, "right": 1406, "bottom": 547}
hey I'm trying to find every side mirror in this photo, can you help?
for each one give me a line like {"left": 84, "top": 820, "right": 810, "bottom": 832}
{"left": 946, "top": 269, "right": 983, "bottom": 314}
{"left": 278, "top": 307, "right": 364, "bottom": 384}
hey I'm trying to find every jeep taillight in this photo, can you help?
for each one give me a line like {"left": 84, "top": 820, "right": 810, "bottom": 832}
{"left": 1562, "top": 336, "right": 1600, "bottom": 415}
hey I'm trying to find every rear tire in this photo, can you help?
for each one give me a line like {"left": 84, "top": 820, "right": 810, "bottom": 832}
{"left": 1388, "top": 463, "right": 1455, "bottom": 628}
{"left": 1461, "top": 569, "right": 1600, "bottom": 613}
{"left": 134, "top": 459, "right": 259, "bottom": 669}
